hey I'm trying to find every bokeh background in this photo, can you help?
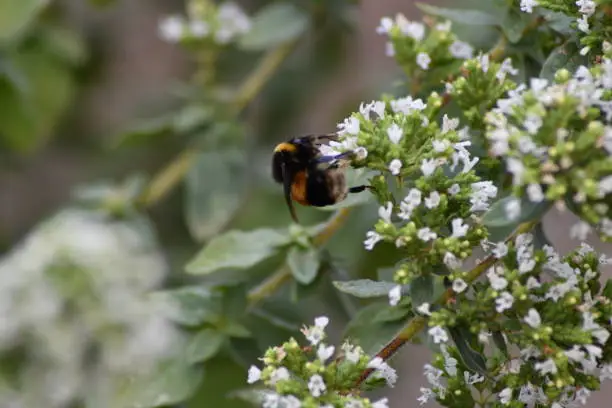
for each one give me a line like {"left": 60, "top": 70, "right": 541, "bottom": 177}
{"left": 1, "top": 0, "right": 611, "bottom": 407}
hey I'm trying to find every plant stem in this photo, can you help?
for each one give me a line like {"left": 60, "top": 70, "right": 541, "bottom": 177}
{"left": 139, "top": 40, "right": 299, "bottom": 208}
{"left": 354, "top": 219, "right": 539, "bottom": 388}
{"left": 247, "top": 208, "right": 353, "bottom": 307}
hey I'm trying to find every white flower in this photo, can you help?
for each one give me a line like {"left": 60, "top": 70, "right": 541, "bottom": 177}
{"left": 570, "top": 221, "right": 591, "bottom": 240}
{"left": 493, "top": 242, "right": 508, "bottom": 258}
{"left": 599, "top": 175, "right": 612, "bottom": 195}
{"left": 389, "top": 159, "right": 402, "bottom": 175}
{"left": 433, "top": 139, "right": 450, "bottom": 152}
{"left": 524, "top": 113, "right": 543, "bottom": 134}
{"left": 507, "top": 157, "right": 525, "bottom": 185}
{"left": 436, "top": 20, "right": 452, "bottom": 31}
{"left": 600, "top": 364, "right": 612, "bottom": 381}
{"left": 315, "top": 316, "right": 329, "bottom": 328}
{"left": 451, "top": 218, "right": 469, "bottom": 238}
{"left": 159, "top": 15, "right": 185, "bottom": 42}
{"left": 577, "top": 14, "right": 590, "bottom": 33}
{"left": 495, "top": 291, "right": 514, "bottom": 313}
{"left": 367, "top": 357, "right": 398, "bottom": 386}
{"left": 388, "top": 285, "right": 402, "bottom": 306}
{"left": 337, "top": 116, "right": 360, "bottom": 135}
{"left": 301, "top": 316, "right": 329, "bottom": 345}
{"left": 452, "top": 278, "right": 468, "bottom": 293}
{"left": 341, "top": 342, "right": 362, "bottom": 363}
{"left": 263, "top": 393, "right": 280, "bottom": 408}
{"left": 576, "top": 0, "right": 596, "bottom": 16}
{"left": 354, "top": 146, "right": 368, "bottom": 160}
{"left": 372, "top": 398, "right": 389, "bottom": 408}
{"left": 470, "top": 181, "right": 498, "bottom": 212}
{"left": 317, "top": 344, "right": 335, "bottom": 362}
{"left": 504, "top": 198, "right": 521, "bottom": 221}
{"left": 360, "top": 100, "right": 386, "bottom": 120}
{"left": 443, "top": 252, "right": 462, "bottom": 269}
{"left": 520, "top": 0, "right": 539, "bottom": 13}
{"left": 497, "top": 58, "right": 519, "bottom": 80}
{"left": 189, "top": 20, "right": 209, "bottom": 37}
{"left": 405, "top": 189, "right": 422, "bottom": 207}
{"left": 420, "top": 158, "right": 437, "bottom": 177}
{"left": 247, "top": 365, "right": 261, "bottom": 383}
{"left": 500, "top": 388, "right": 513, "bottom": 405}
{"left": 478, "top": 53, "right": 489, "bottom": 73}
{"left": 307, "top": 374, "right": 326, "bottom": 397}
{"left": 417, "top": 302, "right": 431, "bottom": 315}
{"left": 428, "top": 326, "right": 448, "bottom": 343}
{"left": 390, "top": 96, "right": 426, "bottom": 114}
{"left": 280, "top": 395, "right": 301, "bottom": 408}
{"left": 270, "top": 367, "right": 290, "bottom": 384}
{"left": 416, "top": 52, "right": 431, "bottom": 70}
{"left": 448, "top": 183, "right": 460, "bottom": 196}
{"left": 524, "top": 308, "right": 542, "bottom": 328}
{"left": 449, "top": 40, "right": 473, "bottom": 59}
{"left": 488, "top": 269, "right": 508, "bottom": 290}
{"left": 378, "top": 202, "right": 393, "bottom": 223}
{"left": 442, "top": 114, "right": 459, "bottom": 134}
{"left": 417, "top": 228, "right": 437, "bottom": 242}
{"left": 425, "top": 191, "right": 441, "bottom": 209}
{"left": 385, "top": 42, "right": 395, "bottom": 57}
{"left": 535, "top": 358, "right": 557, "bottom": 375}
{"left": 387, "top": 123, "right": 403, "bottom": 144}
{"left": 376, "top": 17, "right": 394, "bottom": 34}
{"left": 364, "top": 231, "right": 383, "bottom": 251}
{"left": 526, "top": 183, "right": 544, "bottom": 202}
{"left": 397, "top": 16, "right": 425, "bottom": 41}
{"left": 418, "top": 388, "right": 435, "bottom": 405}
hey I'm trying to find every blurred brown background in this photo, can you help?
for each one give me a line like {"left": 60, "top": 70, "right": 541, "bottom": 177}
{"left": 1, "top": 0, "right": 610, "bottom": 406}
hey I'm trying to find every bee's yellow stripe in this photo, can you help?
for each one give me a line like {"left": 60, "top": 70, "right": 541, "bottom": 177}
{"left": 274, "top": 142, "right": 297, "bottom": 153}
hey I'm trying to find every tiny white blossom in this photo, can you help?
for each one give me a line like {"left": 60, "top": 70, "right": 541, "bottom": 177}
{"left": 420, "top": 158, "right": 437, "bottom": 177}
{"left": 524, "top": 113, "right": 543, "bottom": 134}
{"left": 442, "top": 114, "right": 459, "bottom": 134}
{"left": 535, "top": 358, "right": 557, "bottom": 375}
{"left": 367, "top": 357, "right": 398, "bottom": 386}
{"left": 354, "top": 146, "right": 368, "bottom": 160}
{"left": 376, "top": 17, "right": 394, "bottom": 34}
{"left": 189, "top": 20, "right": 209, "bottom": 37}
{"left": 577, "top": 14, "right": 590, "bottom": 33}
{"left": 341, "top": 342, "right": 362, "bottom": 363}
{"left": 499, "top": 388, "right": 513, "bottom": 404}
{"left": 416, "top": 52, "right": 431, "bottom": 70}
{"left": 451, "top": 218, "right": 469, "bottom": 238}
{"left": 387, "top": 123, "right": 403, "bottom": 144}
{"left": 364, "top": 231, "right": 382, "bottom": 251}
{"left": 524, "top": 308, "right": 542, "bottom": 328}
{"left": 372, "top": 398, "right": 389, "bottom": 408}
{"left": 385, "top": 41, "right": 395, "bottom": 57}
{"left": 488, "top": 269, "right": 508, "bottom": 290}
{"left": 493, "top": 242, "right": 508, "bottom": 258}
{"left": 247, "top": 365, "right": 261, "bottom": 383}
{"left": 433, "top": 139, "right": 450, "bottom": 152}
{"left": 527, "top": 183, "right": 544, "bottom": 202}
{"left": 449, "top": 40, "right": 473, "bottom": 59}
{"left": 478, "top": 53, "right": 489, "bottom": 73}
{"left": 504, "top": 198, "right": 521, "bottom": 221}
{"left": 448, "top": 183, "right": 461, "bottom": 196}
{"left": 417, "top": 228, "right": 437, "bottom": 242}
{"left": 397, "top": 17, "right": 425, "bottom": 41}
{"left": 425, "top": 191, "right": 441, "bottom": 209}
{"left": 389, "top": 159, "right": 403, "bottom": 175}
{"left": 337, "top": 116, "right": 360, "bottom": 135}
{"left": 428, "top": 326, "right": 448, "bottom": 343}
{"left": 418, "top": 388, "right": 435, "bottom": 405}
{"left": 495, "top": 291, "right": 514, "bottom": 313}
{"left": 307, "top": 374, "right": 326, "bottom": 397}
{"left": 452, "top": 278, "right": 468, "bottom": 293}
{"left": 577, "top": 0, "right": 596, "bottom": 16}
{"left": 159, "top": 15, "right": 185, "bottom": 42}
{"left": 520, "top": 0, "right": 539, "bottom": 13}
{"left": 280, "top": 395, "right": 301, "bottom": 408}
{"left": 443, "top": 252, "right": 462, "bottom": 269}
{"left": 317, "top": 344, "right": 335, "bottom": 362}
{"left": 417, "top": 302, "right": 431, "bottom": 315}
{"left": 570, "top": 221, "right": 591, "bottom": 240}
{"left": 388, "top": 285, "right": 402, "bottom": 306}
{"left": 379, "top": 202, "right": 393, "bottom": 223}
{"left": 497, "top": 58, "right": 519, "bottom": 80}
{"left": 270, "top": 367, "right": 290, "bottom": 384}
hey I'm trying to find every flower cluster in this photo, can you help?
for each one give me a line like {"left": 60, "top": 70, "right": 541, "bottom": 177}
{"left": 485, "top": 60, "right": 612, "bottom": 240}
{"left": 247, "top": 317, "right": 394, "bottom": 408}
{"left": 420, "top": 236, "right": 612, "bottom": 407}
{"left": 0, "top": 210, "right": 179, "bottom": 407}
{"left": 520, "top": 0, "right": 611, "bottom": 56}
{"left": 375, "top": 15, "right": 473, "bottom": 78}
{"left": 158, "top": 1, "right": 251, "bottom": 45}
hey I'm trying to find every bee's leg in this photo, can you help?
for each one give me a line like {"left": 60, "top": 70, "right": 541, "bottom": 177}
{"left": 349, "top": 185, "right": 374, "bottom": 194}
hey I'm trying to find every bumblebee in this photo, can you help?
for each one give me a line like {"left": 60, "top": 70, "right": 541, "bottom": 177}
{"left": 272, "top": 134, "right": 368, "bottom": 223}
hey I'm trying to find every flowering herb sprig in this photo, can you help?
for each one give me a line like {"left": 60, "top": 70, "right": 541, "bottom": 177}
{"left": 247, "top": 317, "right": 393, "bottom": 408}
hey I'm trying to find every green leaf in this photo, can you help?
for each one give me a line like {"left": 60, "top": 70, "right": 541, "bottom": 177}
{"left": 449, "top": 327, "right": 487, "bottom": 375}
{"left": 333, "top": 279, "right": 399, "bottom": 298}
{"left": 540, "top": 41, "right": 587, "bottom": 81}
{"left": 186, "top": 329, "right": 226, "bottom": 364}
{"left": 492, "top": 330, "right": 509, "bottom": 357}
{"left": 150, "top": 286, "right": 222, "bottom": 327}
{"left": 539, "top": 10, "right": 574, "bottom": 35}
{"left": 185, "top": 228, "right": 291, "bottom": 275}
{"left": 0, "top": 0, "right": 47, "bottom": 43}
{"left": 238, "top": 3, "right": 309, "bottom": 51}
{"left": 409, "top": 275, "right": 434, "bottom": 309}
{"left": 501, "top": 8, "right": 529, "bottom": 43}
{"left": 221, "top": 321, "right": 252, "bottom": 338}
{"left": 344, "top": 302, "right": 406, "bottom": 355}
{"left": 317, "top": 169, "right": 375, "bottom": 211}
{"left": 416, "top": 3, "right": 500, "bottom": 26}
{"left": 230, "top": 389, "right": 276, "bottom": 407}
{"left": 117, "top": 358, "right": 203, "bottom": 408}
{"left": 185, "top": 150, "right": 247, "bottom": 242}
{"left": 372, "top": 305, "right": 412, "bottom": 323}
{"left": 602, "top": 280, "right": 612, "bottom": 299}
{"left": 287, "top": 246, "right": 321, "bottom": 285}
{"left": 483, "top": 196, "right": 551, "bottom": 241}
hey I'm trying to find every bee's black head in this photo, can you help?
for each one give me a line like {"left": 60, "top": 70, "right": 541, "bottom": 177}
{"left": 272, "top": 142, "right": 301, "bottom": 183}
